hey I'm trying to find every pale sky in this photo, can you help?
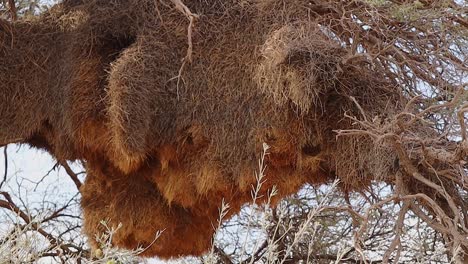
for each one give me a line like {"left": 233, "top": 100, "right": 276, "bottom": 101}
{"left": 0, "top": 146, "right": 180, "bottom": 263}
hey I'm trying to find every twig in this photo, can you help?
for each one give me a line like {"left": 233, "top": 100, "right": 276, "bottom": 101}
{"left": 214, "top": 246, "right": 233, "bottom": 264}
{"left": 170, "top": 0, "right": 199, "bottom": 63}
{"left": 59, "top": 160, "right": 82, "bottom": 191}
{"left": 349, "top": 96, "right": 368, "bottom": 122}
{"left": 457, "top": 102, "right": 468, "bottom": 141}
{"left": 0, "top": 191, "right": 90, "bottom": 259}
{"left": 382, "top": 201, "right": 410, "bottom": 263}
{"left": 0, "top": 146, "right": 7, "bottom": 189}
{"left": 7, "top": 0, "right": 17, "bottom": 21}
{"left": 168, "top": 0, "right": 199, "bottom": 99}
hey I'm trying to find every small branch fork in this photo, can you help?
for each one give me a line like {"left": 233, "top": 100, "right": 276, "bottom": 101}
{"left": 0, "top": 153, "right": 85, "bottom": 261}
{"left": 0, "top": 191, "right": 89, "bottom": 261}
{"left": 334, "top": 94, "right": 468, "bottom": 261}
{"left": 170, "top": 0, "right": 199, "bottom": 63}
{"left": 165, "top": 0, "right": 199, "bottom": 99}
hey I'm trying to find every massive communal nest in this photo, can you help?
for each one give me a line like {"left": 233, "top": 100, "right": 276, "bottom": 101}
{"left": 0, "top": 0, "right": 466, "bottom": 259}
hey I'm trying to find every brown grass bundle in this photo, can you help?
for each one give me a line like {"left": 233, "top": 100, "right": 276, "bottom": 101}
{"left": 1, "top": 0, "right": 466, "bottom": 258}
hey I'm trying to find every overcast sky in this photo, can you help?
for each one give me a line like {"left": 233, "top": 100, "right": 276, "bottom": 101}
{"left": 0, "top": 146, "right": 180, "bottom": 263}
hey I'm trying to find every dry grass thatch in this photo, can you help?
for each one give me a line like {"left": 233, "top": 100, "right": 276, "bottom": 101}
{"left": 0, "top": 0, "right": 466, "bottom": 259}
